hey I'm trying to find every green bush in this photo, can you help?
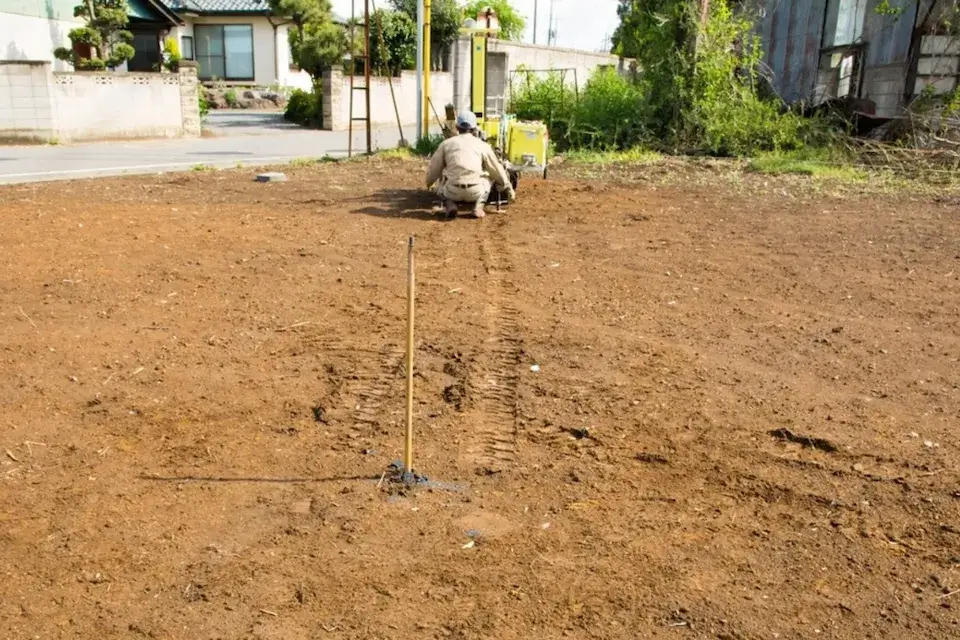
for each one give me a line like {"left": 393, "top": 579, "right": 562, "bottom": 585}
{"left": 413, "top": 134, "right": 444, "bottom": 156}
{"left": 509, "top": 69, "right": 576, "bottom": 143}
{"left": 509, "top": 69, "right": 646, "bottom": 151}
{"left": 284, "top": 88, "right": 322, "bottom": 127}
{"left": 567, "top": 69, "right": 648, "bottom": 150}
{"left": 682, "top": 2, "right": 809, "bottom": 155}
{"left": 224, "top": 89, "right": 239, "bottom": 108}
{"left": 198, "top": 91, "right": 209, "bottom": 119}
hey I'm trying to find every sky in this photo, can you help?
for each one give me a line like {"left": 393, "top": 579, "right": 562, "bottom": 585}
{"left": 330, "top": 0, "right": 621, "bottom": 53}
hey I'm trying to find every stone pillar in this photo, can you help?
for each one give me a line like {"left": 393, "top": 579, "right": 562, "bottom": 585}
{"left": 177, "top": 60, "right": 201, "bottom": 137}
{"left": 321, "top": 67, "right": 344, "bottom": 130}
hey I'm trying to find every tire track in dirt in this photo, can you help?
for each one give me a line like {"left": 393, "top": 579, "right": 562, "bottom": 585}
{"left": 304, "top": 336, "right": 402, "bottom": 436}
{"left": 467, "top": 221, "right": 522, "bottom": 472}
{"left": 348, "top": 343, "right": 403, "bottom": 433}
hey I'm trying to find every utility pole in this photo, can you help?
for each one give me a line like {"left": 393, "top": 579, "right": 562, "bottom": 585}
{"left": 416, "top": 0, "right": 423, "bottom": 140}
{"left": 423, "top": 0, "right": 432, "bottom": 133}
{"left": 532, "top": 0, "right": 538, "bottom": 44}
{"left": 547, "top": 0, "right": 555, "bottom": 46}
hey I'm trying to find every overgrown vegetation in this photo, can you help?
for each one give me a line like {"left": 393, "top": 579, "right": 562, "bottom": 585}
{"left": 391, "top": 0, "right": 461, "bottom": 68}
{"left": 565, "top": 0, "right": 808, "bottom": 155}
{"left": 53, "top": 0, "right": 135, "bottom": 71}
{"left": 513, "top": 0, "right": 960, "bottom": 168}
{"left": 510, "top": 68, "right": 647, "bottom": 151}
{"left": 369, "top": 9, "right": 417, "bottom": 76}
{"left": 508, "top": 1, "right": 814, "bottom": 157}
{"left": 413, "top": 134, "right": 444, "bottom": 156}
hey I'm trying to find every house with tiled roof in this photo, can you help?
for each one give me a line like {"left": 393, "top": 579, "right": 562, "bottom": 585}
{"left": 0, "top": 0, "right": 346, "bottom": 89}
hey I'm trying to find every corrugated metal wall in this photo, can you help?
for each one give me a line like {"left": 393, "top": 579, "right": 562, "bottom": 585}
{"left": 863, "top": 0, "right": 917, "bottom": 67}
{"left": 758, "top": 0, "right": 920, "bottom": 107}
{"left": 758, "top": 0, "right": 828, "bottom": 103}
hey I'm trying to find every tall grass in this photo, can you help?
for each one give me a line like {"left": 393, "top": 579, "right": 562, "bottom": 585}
{"left": 509, "top": 69, "right": 647, "bottom": 152}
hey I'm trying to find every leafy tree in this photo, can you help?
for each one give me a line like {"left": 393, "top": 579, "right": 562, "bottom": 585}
{"left": 611, "top": 0, "right": 694, "bottom": 137}
{"left": 390, "top": 0, "right": 462, "bottom": 68}
{"left": 462, "top": 0, "right": 526, "bottom": 41}
{"left": 271, "top": 0, "right": 348, "bottom": 84}
{"left": 370, "top": 9, "right": 417, "bottom": 76}
{"left": 289, "top": 18, "right": 348, "bottom": 82}
{"left": 268, "top": 0, "right": 330, "bottom": 41}
{"left": 53, "top": 0, "right": 135, "bottom": 70}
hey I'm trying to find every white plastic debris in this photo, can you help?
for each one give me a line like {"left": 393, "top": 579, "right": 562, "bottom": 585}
{"left": 530, "top": 365, "right": 541, "bottom": 373}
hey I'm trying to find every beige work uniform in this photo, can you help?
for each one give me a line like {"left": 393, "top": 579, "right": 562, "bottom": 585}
{"left": 425, "top": 133, "right": 511, "bottom": 206}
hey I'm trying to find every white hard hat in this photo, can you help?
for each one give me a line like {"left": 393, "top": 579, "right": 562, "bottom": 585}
{"left": 456, "top": 111, "right": 478, "bottom": 130}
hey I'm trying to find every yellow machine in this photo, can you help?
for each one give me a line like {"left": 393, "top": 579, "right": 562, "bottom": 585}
{"left": 455, "top": 9, "right": 549, "bottom": 181}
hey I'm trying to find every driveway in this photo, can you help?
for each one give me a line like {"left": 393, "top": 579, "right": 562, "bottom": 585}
{"left": 0, "top": 117, "right": 420, "bottom": 185}
{"left": 202, "top": 110, "right": 302, "bottom": 136}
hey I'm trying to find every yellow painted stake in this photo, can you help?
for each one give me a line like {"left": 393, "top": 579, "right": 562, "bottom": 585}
{"left": 423, "top": 0, "right": 431, "bottom": 132}
{"left": 404, "top": 236, "right": 415, "bottom": 475}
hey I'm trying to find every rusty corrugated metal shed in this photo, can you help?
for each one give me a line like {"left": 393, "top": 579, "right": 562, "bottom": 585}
{"left": 863, "top": 0, "right": 918, "bottom": 68}
{"left": 758, "top": 0, "right": 828, "bottom": 103}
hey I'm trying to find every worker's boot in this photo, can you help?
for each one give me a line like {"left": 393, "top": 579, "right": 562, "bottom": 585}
{"left": 442, "top": 199, "right": 457, "bottom": 219}
{"left": 472, "top": 200, "right": 486, "bottom": 219}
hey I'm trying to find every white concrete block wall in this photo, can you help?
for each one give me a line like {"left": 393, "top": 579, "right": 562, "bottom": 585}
{"left": 0, "top": 62, "right": 199, "bottom": 142}
{"left": 0, "top": 62, "right": 55, "bottom": 141}
{"left": 51, "top": 72, "right": 185, "bottom": 141}
{"left": 323, "top": 68, "right": 454, "bottom": 130}
{"left": 0, "top": 11, "right": 80, "bottom": 72}
{"left": 488, "top": 39, "right": 626, "bottom": 92}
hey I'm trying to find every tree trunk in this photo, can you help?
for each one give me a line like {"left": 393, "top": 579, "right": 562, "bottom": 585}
{"left": 86, "top": 0, "right": 99, "bottom": 60}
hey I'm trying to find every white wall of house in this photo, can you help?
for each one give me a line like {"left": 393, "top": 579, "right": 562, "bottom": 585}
{"left": 275, "top": 23, "right": 313, "bottom": 91}
{"left": 173, "top": 18, "right": 312, "bottom": 88}
{"left": 0, "top": 10, "right": 80, "bottom": 71}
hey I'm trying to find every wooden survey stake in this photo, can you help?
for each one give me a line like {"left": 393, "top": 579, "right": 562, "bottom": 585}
{"left": 404, "top": 236, "right": 415, "bottom": 474}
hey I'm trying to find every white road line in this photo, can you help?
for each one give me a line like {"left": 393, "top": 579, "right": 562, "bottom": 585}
{"left": 0, "top": 155, "right": 326, "bottom": 180}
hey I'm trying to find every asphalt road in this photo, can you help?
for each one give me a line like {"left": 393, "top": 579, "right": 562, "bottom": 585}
{"left": 0, "top": 112, "right": 420, "bottom": 185}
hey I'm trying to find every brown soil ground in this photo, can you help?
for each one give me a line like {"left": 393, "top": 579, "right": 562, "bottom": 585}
{"left": 1, "top": 159, "right": 958, "bottom": 640}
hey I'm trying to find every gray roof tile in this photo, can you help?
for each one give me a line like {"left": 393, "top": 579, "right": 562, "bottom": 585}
{"left": 164, "top": 0, "right": 270, "bottom": 12}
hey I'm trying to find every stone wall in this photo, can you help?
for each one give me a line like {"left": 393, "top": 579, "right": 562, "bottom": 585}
{"left": 0, "top": 61, "right": 201, "bottom": 143}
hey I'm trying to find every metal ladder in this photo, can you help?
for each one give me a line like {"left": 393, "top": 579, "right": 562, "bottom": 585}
{"left": 348, "top": 0, "right": 372, "bottom": 157}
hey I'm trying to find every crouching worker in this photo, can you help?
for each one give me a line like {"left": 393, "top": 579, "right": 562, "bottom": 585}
{"left": 425, "top": 111, "right": 516, "bottom": 219}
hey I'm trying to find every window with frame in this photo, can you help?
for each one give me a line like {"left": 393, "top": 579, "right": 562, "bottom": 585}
{"left": 194, "top": 24, "right": 254, "bottom": 81}
{"left": 181, "top": 35, "right": 195, "bottom": 60}
{"left": 822, "top": 0, "right": 868, "bottom": 48}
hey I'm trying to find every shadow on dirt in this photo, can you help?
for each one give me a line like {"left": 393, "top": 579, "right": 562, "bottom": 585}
{"left": 352, "top": 188, "right": 446, "bottom": 221}
{"left": 353, "top": 188, "right": 512, "bottom": 221}
{"left": 140, "top": 473, "right": 377, "bottom": 484}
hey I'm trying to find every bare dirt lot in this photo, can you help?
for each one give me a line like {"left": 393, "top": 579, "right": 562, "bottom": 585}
{"left": 1, "top": 159, "right": 958, "bottom": 640}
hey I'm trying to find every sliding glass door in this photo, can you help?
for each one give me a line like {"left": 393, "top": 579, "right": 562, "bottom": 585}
{"left": 194, "top": 25, "right": 254, "bottom": 81}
